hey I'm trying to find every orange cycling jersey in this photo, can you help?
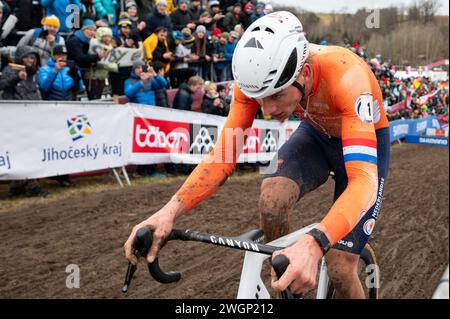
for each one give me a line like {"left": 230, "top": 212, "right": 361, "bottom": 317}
{"left": 176, "top": 44, "right": 390, "bottom": 244}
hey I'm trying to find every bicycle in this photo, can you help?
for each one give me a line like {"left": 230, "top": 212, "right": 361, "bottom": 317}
{"left": 122, "top": 223, "right": 379, "bottom": 299}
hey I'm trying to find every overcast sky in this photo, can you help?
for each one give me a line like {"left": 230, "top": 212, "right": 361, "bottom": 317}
{"left": 271, "top": 0, "right": 449, "bottom": 15}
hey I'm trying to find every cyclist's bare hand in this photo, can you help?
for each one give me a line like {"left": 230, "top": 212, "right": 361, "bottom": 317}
{"left": 123, "top": 197, "right": 184, "bottom": 265}
{"left": 271, "top": 234, "right": 323, "bottom": 294}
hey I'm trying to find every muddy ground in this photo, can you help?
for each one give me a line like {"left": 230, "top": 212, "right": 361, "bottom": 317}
{"left": 0, "top": 144, "right": 448, "bottom": 299}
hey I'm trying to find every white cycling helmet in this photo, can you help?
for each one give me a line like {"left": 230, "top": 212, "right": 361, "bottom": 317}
{"left": 232, "top": 11, "right": 309, "bottom": 99}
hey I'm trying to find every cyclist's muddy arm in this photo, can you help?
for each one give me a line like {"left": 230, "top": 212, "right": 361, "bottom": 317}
{"left": 175, "top": 83, "right": 260, "bottom": 212}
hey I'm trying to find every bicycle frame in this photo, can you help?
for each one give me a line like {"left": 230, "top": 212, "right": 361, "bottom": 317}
{"left": 236, "top": 223, "right": 330, "bottom": 299}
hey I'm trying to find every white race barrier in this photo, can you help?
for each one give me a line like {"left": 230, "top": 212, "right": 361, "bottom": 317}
{"left": 433, "top": 266, "right": 449, "bottom": 299}
{"left": 0, "top": 101, "right": 300, "bottom": 180}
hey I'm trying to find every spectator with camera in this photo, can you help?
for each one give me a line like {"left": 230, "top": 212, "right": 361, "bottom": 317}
{"left": 201, "top": 81, "right": 229, "bottom": 116}
{"left": 41, "top": 0, "right": 81, "bottom": 33}
{"left": 17, "top": 15, "right": 65, "bottom": 66}
{"left": 151, "top": 60, "right": 170, "bottom": 108}
{"left": 0, "top": 45, "right": 41, "bottom": 100}
{"left": 124, "top": 59, "right": 168, "bottom": 106}
{"left": 38, "top": 45, "right": 84, "bottom": 101}
{"left": 66, "top": 19, "right": 106, "bottom": 99}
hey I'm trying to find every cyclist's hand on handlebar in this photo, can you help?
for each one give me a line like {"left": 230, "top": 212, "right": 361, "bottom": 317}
{"left": 271, "top": 234, "right": 324, "bottom": 295}
{"left": 124, "top": 207, "right": 177, "bottom": 265}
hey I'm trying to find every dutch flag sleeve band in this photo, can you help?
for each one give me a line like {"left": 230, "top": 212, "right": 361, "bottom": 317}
{"left": 342, "top": 138, "right": 378, "bottom": 165}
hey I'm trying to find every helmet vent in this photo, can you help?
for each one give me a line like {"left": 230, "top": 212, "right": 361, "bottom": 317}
{"left": 274, "top": 48, "right": 298, "bottom": 89}
{"left": 265, "top": 27, "right": 275, "bottom": 34}
{"left": 244, "top": 38, "right": 264, "bottom": 49}
{"left": 252, "top": 26, "right": 261, "bottom": 32}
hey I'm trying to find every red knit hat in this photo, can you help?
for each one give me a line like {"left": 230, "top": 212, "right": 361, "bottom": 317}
{"left": 212, "top": 27, "right": 222, "bottom": 36}
{"left": 244, "top": 3, "right": 255, "bottom": 12}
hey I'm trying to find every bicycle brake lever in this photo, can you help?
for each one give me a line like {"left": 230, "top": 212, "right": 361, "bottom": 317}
{"left": 122, "top": 227, "right": 153, "bottom": 293}
{"left": 272, "top": 254, "right": 304, "bottom": 299}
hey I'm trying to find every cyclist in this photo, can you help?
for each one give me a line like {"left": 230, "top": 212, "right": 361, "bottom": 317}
{"left": 124, "top": 11, "right": 390, "bottom": 298}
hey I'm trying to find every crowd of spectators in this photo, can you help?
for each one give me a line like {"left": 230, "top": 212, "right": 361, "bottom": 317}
{"left": 0, "top": 0, "right": 448, "bottom": 197}
{"left": 345, "top": 43, "right": 449, "bottom": 123}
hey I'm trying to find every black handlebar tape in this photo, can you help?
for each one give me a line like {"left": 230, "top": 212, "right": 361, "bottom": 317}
{"left": 148, "top": 257, "right": 181, "bottom": 284}
{"left": 271, "top": 255, "right": 304, "bottom": 299}
{"left": 135, "top": 227, "right": 182, "bottom": 284}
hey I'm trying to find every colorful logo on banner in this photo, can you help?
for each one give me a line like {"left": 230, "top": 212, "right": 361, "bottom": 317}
{"left": 67, "top": 115, "right": 92, "bottom": 141}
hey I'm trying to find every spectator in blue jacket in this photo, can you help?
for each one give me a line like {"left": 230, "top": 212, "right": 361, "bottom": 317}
{"left": 224, "top": 31, "right": 238, "bottom": 61}
{"left": 38, "top": 45, "right": 83, "bottom": 101}
{"left": 125, "top": 60, "right": 168, "bottom": 106}
{"left": 41, "top": 0, "right": 81, "bottom": 33}
{"left": 93, "top": 0, "right": 119, "bottom": 26}
{"left": 251, "top": 3, "right": 266, "bottom": 23}
{"left": 224, "top": 30, "right": 238, "bottom": 80}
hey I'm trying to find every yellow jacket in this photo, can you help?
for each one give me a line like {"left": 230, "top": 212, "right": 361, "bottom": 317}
{"left": 143, "top": 33, "right": 171, "bottom": 73}
{"left": 152, "top": 0, "right": 176, "bottom": 15}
